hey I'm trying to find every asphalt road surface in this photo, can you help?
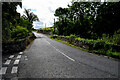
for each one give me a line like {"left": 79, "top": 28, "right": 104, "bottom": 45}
{"left": 18, "top": 32, "right": 119, "bottom": 78}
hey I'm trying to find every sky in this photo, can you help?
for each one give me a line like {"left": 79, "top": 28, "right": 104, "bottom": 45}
{"left": 17, "top": 0, "right": 72, "bottom": 29}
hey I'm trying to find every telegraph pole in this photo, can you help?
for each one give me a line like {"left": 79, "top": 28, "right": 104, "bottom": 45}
{"left": 45, "top": 23, "right": 46, "bottom": 33}
{"left": 53, "top": 18, "right": 55, "bottom": 34}
{"left": 45, "top": 23, "right": 46, "bottom": 29}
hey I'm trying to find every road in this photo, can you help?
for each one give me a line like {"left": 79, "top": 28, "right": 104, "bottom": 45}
{"left": 17, "top": 32, "right": 119, "bottom": 78}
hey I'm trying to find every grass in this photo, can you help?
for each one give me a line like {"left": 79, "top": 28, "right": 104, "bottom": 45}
{"left": 50, "top": 36, "right": 89, "bottom": 52}
{"left": 32, "top": 30, "right": 37, "bottom": 32}
{"left": 49, "top": 36, "right": 120, "bottom": 59}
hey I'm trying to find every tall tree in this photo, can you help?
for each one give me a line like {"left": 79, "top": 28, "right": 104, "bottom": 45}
{"left": 22, "top": 8, "right": 39, "bottom": 23}
{"left": 2, "top": 2, "right": 22, "bottom": 41}
{"left": 54, "top": 1, "right": 120, "bottom": 39}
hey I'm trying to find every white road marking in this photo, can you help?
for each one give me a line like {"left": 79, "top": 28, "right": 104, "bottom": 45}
{"left": 0, "top": 67, "right": 7, "bottom": 75}
{"left": 11, "top": 67, "right": 18, "bottom": 74}
{"left": 46, "top": 41, "right": 51, "bottom": 44}
{"left": 9, "top": 55, "right": 14, "bottom": 59}
{"left": 19, "top": 52, "right": 23, "bottom": 55}
{"left": 4, "top": 60, "right": 11, "bottom": 65}
{"left": 25, "top": 58, "right": 28, "bottom": 60}
{"left": 55, "top": 48, "right": 75, "bottom": 62}
{"left": 25, "top": 56, "right": 27, "bottom": 58}
{"left": 44, "top": 39, "right": 51, "bottom": 44}
{"left": 25, "top": 56, "right": 28, "bottom": 60}
{"left": 17, "top": 55, "right": 21, "bottom": 59}
{"left": 14, "top": 60, "right": 20, "bottom": 65}
{"left": 45, "top": 39, "right": 75, "bottom": 62}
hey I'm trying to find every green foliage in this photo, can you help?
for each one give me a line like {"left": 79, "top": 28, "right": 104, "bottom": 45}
{"left": 111, "top": 52, "right": 120, "bottom": 58}
{"left": 70, "top": 34, "right": 77, "bottom": 39}
{"left": 90, "top": 33, "right": 98, "bottom": 39}
{"left": 112, "top": 33, "right": 120, "bottom": 45}
{"left": 54, "top": 2, "right": 120, "bottom": 40}
{"left": 51, "top": 34, "right": 120, "bottom": 59}
{"left": 2, "top": 2, "right": 38, "bottom": 42}
{"left": 53, "top": 2, "right": 120, "bottom": 59}
{"left": 106, "top": 49, "right": 120, "bottom": 58}
{"left": 93, "top": 49, "right": 106, "bottom": 55}
{"left": 37, "top": 27, "right": 52, "bottom": 34}
{"left": 2, "top": 2, "right": 22, "bottom": 41}
{"left": 22, "top": 8, "right": 39, "bottom": 23}
{"left": 19, "top": 18, "right": 33, "bottom": 32}
{"left": 106, "top": 48, "right": 113, "bottom": 57}
{"left": 101, "top": 32, "right": 120, "bottom": 45}
{"left": 11, "top": 26, "right": 29, "bottom": 39}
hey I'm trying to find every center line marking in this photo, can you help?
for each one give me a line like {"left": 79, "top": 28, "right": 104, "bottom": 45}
{"left": 0, "top": 67, "right": 7, "bottom": 75}
{"left": 56, "top": 48, "right": 75, "bottom": 62}
{"left": 11, "top": 67, "right": 18, "bottom": 74}
{"left": 45, "top": 39, "right": 75, "bottom": 62}
{"left": 44, "top": 39, "right": 51, "bottom": 44}
{"left": 4, "top": 60, "right": 11, "bottom": 65}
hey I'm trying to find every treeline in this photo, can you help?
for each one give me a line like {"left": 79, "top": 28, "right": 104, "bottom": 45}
{"left": 54, "top": 2, "right": 120, "bottom": 45}
{"left": 37, "top": 27, "right": 53, "bottom": 34}
{"left": 2, "top": 2, "right": 39, "bottom": 42}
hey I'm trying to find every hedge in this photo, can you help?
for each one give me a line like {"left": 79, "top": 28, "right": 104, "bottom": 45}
{"left": 51, "top": 35, "right": 120, "bottom": 59}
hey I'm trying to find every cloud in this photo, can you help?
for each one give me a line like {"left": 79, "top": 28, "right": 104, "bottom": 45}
{"left": 33, "top": 22, "right": 43, "bottom": 26}
{"left": 48, "top": 7, "right": 54, "bottom": 13}
{"left": 17, "top": 0, "right": 72, "bottom": 29}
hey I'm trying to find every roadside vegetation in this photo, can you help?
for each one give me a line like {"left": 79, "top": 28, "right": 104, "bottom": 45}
{"left": 37, "top": 27, "right": 52, "bottom": 34}
{"left": 48, "top": 1, "right": 120, "bottom": 59}
{"left": 50, "top": 35, "right": 120, "bottom": 59}
{"left": 2, "top": 2, "right": 39, "bottom": 42}
{"left": 2, "top": 2, "right": 39, "bottom": 54}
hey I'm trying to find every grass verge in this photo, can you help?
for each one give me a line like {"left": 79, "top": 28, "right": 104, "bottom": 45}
{"left": 49, "top": 36, "right": 120, "bottom": 59}
{"left": 50, "top": 37, "right": 89, "bottom": 52}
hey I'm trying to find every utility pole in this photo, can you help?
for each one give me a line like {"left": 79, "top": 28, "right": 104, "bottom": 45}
{"left": 45, "top": 23, "right": 46, "bottom": 29}
{"left": 44, "top": 23, "right": 46, "bottom": 33}
{"left": 53, "top": 18, "right": 55, "bottom": 35}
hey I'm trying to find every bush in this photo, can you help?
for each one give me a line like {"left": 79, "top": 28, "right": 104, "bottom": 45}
{"left": 52, "top": 34, "right": 120, "bottom": 59}
{"left": 111, "top": 52, "right": 120, "bottom": 58}
{"left": 70, "top": 34, "right": 77, "bottom": 39}
{"left": 101, "top": 33, "right": 120, "bottom": 45}
{"left": 93, "top": 41, "right": 105, "bottom": 50}
{"left": 106, "top": 48, "right": 113, "bottom": 57}
{"left": 112, "top": 33, "right": 120, "bottom": 45}
{"left": 93, "top": 49, "right": 106, "bottom": 55}
{"left": 11, "top": 26, "right": 29, "bottom": 39}
{"left": 90, "top": 33, "right": 98, "bottom": 39}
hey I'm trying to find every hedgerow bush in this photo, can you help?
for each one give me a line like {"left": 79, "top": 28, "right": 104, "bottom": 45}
{"left": 70, "top": 34, "right": 77, "bottom": 39}
{"left": 51, "top": 34, "right": 120, "bottom": 59}
{"left": 101, "top": 33, "right": 120, "bottom": 46}
{"left": 11, "top": 26, "right": 29, "bottom": 40}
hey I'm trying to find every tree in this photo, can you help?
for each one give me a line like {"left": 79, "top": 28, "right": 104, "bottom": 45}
{"left": 22, "top": 8, "right": 39, "bottom": 23}
{"left": 19, "top": 17, "right": 33, "bottom": 32}
{"left": 94, "top": 2, "right": 120, "bottom": 37}
{"left": 54, "top": 1, "right": 120, "bottom": 39}
{"left": 2, "top": 2, "right": 22, "bottom": 41}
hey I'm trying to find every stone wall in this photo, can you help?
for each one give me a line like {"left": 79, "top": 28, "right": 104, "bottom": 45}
{"left": 53, "top": 36, "right": 120, "bottom": 52}
{"left": 37, "top": 30, "right": 51, "bottom": 35}
{"left": 2, "top": 35, "right": 36, "bottom": 54}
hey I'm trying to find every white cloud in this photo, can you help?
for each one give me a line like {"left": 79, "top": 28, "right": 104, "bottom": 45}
{"left": 17, "top": 0, "right": 72, "bottom": 29}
